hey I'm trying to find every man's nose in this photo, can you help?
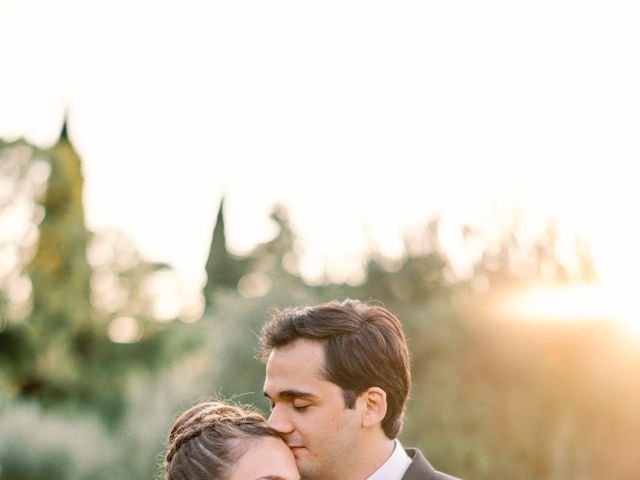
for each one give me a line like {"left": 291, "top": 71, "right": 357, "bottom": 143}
{"left": 267, "top": 405, "right": 294, "bottom": 435}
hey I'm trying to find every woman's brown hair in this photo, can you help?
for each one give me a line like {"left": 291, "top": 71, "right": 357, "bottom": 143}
{"left": 164, "top": 401, "right": 281, "bottom": 480}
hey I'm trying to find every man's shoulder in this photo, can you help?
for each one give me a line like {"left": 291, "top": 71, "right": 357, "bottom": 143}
{"left": 402, "top": 448, "right": 462, "bottom": 480}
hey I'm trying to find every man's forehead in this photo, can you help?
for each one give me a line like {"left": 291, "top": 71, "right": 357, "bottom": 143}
{"left": 264, "top": 340, "right": 330, "bottom": 392}
{"left": 267, "top": 338, "right": 326, "bottom": 366}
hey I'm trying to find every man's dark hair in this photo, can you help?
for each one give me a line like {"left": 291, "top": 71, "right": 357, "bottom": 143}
{"left": 260, "top": 299, "right": 411, "bottom": 439}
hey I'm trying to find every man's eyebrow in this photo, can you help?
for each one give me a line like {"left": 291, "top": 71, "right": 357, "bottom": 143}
{"left": 263, "top": 390, "right": 315, "bottom": 400}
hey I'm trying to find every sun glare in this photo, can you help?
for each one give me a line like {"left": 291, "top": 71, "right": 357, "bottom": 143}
{"left": 497, "top": 283, "right": 640, "bottom": 336}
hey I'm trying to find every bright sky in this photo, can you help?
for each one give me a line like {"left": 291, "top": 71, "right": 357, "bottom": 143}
{"left": 1, "top": 0, "right": 639, "bottom": 312}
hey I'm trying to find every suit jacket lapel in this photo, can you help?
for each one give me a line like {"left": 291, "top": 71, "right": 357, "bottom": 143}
{"left": 402, "top": 448, "right": 438, "bottom": 480}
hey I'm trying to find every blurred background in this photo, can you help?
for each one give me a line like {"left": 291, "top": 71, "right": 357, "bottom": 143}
{"left": 1, "top": 1, "right": 639, "bottom": 479}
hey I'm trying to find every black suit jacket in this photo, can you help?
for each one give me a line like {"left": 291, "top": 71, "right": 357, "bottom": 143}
{"left": 401, "top": 448, "right": 462, "bottom": 480}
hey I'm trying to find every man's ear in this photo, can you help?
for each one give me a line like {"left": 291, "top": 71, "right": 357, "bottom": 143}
{"left": 359, "top": 387, "right": 388, "bottom": 429}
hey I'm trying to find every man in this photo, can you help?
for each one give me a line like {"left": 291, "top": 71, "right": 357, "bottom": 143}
{"left": 261, "top": 299, "right": 461, "bottom": 480}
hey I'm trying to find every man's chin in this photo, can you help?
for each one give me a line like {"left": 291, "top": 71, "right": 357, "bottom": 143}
{"left": 291, "top": 451, "right": 317, "bottom": 479}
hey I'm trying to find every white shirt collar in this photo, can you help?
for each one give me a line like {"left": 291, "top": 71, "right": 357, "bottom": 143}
{"left": 367, "top": 439, "right": 412, "bottom": 480}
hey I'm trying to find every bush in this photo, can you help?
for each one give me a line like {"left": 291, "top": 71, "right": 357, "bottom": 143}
{"left": 0, "top": 401, "right": 119, "bottom": 480}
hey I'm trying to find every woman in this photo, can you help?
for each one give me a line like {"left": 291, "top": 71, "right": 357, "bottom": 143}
{"left": 164, "top": 401, "right": 299, "bottom": 480}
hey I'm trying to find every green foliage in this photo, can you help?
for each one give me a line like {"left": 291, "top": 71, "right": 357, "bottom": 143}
{"left": 202, "top": 289, "right": 321, "bottom": 412}
{"left": 199, "top": 204, "right": 320, "bottom": 409}
{"left": 20, "top": 134, "right": 95, "bottom": 407}
{"left": 202, "top": 208, "right": 640, "bottom": 480}
{"left": 0, "top": 135, "right": 196, "bottom": 423}
{"left": 204, "top": 198, "right": 251, "bottom": 303}
{"left": 0, "top": 366, "right": 204, "bottom": 480}
{"left": 0, "top": 401, "right": 120, "bottom": 480}
{"left": 2, "top": 134, "right": 638, "bottom": 479}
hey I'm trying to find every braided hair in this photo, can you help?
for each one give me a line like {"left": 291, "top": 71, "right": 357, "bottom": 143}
{"left": 164, "top": 401, "right": 281, "bottom": 480}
